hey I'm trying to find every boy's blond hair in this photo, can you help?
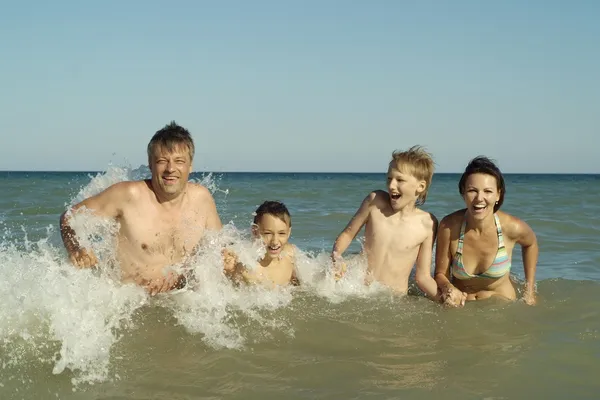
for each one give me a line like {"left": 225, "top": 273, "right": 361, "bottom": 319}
{"left": 390, "top": 145, "right": 435, "bottom": 205}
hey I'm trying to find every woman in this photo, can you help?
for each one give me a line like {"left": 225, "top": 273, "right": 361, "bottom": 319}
{"left": 435, "top": 156, "right": 538, "bottom": 306}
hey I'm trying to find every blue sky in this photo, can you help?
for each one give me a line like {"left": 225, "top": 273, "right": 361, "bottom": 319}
{"left": 1, "top": 1, "right": 598, "bottom": 173}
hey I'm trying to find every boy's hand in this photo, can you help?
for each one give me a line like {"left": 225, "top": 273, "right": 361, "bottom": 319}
{"left": 221, "top": 248, "right": 238, "bottom": 273}
{"left": 331, "top": 251, "right": 347, "bottom": 281}
{"left": 441, "top": 285, "right": 467, "bottom": 307}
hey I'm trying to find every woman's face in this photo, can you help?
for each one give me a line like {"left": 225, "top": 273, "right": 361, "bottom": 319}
{"left": 462, "top": 173, "right": 501, "bottom": 220}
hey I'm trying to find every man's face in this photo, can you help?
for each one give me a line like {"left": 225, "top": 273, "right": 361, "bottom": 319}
{"left": 149, "top": 144, "right": 192, "bottom": 198}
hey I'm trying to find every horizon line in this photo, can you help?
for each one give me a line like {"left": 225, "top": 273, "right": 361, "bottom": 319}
{"left": 0, "top": 170, "right": 599, "bottom": 175}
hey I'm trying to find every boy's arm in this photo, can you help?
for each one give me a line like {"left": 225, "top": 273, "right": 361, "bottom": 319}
{"left": 331, "top": 192, "right": 375, "bottom": 259}
{"left": 222, "top": 248, "right": 245, "bottom": 283}
{"left": 414, "top": 214, "right": 440, "bottom": 301}
{"left": 434, "top": 216, "right": 466, "bottom": 307}
{"left": 60, "top": 182, "right": 128, "bottom": 268}
{"left": 289, "top": 245, "right": 300, "bottom": 286}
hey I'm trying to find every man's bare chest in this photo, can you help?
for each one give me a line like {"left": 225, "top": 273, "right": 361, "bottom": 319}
{"left": 118, "top": 208, "right": 205, "bottom": 253}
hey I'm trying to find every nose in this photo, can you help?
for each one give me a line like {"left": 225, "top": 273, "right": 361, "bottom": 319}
{"left": 475, "top": 191, "right": 484, "bottom": 201}
{"left": 166, "top": 160, "right": 175, "bottom": 172}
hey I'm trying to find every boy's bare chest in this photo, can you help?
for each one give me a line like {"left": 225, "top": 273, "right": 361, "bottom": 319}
{"left": 367, "top": 214, "right": 425, "bottom": 249}
{"left": 256, "top": 260, "right": 294, "bottom": 284}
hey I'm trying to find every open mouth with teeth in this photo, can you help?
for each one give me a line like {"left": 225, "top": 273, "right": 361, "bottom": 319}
{"left": 390, "top": 193, "right": 401, "bottom": 201}
{"left": 267, "top": 245, "right": 282, "bottom": 253}
{"left": 472, "top": 204, "right": 487, "bottom": 212}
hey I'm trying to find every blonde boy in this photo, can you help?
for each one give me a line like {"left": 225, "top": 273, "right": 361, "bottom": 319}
{"left": 332, "top": 146, "right": 439, "bottom": 299}
{"left": 223, "top": 201, "right": 299, "bottom": 287}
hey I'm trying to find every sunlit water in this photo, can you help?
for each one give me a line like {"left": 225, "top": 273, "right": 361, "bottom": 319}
{"left": 1, "top": 167, "right": 599, "bottom": 399}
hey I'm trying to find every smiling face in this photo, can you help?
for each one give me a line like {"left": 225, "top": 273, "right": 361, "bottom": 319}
{"left": 462, "top": 173, "right": 501, "bottom": 220}
{"left": 253, "top": 213, "right": 291, "bottom": 260}
{"left": 386, "top": 163, "right": 426, "bottom": 211}
{"left": 149, "top": 144, "right": 192, "bottom": 199}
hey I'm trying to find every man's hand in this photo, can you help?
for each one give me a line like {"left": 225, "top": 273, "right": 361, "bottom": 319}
{"left": 140, "top": 272, "right": 183, "bottom": 296}
{"left": 69, "top": 248, "right": 99, "bottom": 269}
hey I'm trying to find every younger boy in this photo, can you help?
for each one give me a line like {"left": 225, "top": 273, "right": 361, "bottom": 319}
{"left": 223, "top": 201, "right": 299, "bottom": 287}
{"left": 332, "top": 145, "right": 440, "bottom": 300}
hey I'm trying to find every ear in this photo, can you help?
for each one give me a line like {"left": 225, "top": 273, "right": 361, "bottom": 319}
{"left": 287, "top": 227, "right": 292, "bottom": 239}
{"left": 417, "top": 180, "right": 427, "bottom": 195}
{"left": 251, "top": 224, "right": 259, "bottom": 238}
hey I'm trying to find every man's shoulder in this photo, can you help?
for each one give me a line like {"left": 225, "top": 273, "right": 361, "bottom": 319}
{"left": 103, "top": 180, "right": 147, "bottom": 200}
{"left": 186, "top": 182, "right": 214, "bottom": 199}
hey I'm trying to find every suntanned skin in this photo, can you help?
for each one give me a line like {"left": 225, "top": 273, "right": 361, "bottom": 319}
{"left": 332, "top": 164, "right": 439, "bottom": 299}
{"left": 223, "top": 213, "right": 299, "bottom": 288}
{"left": 434, "top": 173, "right": 538, "bottom": 306}
{"left": 60, "top": 144, "right": 222, "bottom": 294}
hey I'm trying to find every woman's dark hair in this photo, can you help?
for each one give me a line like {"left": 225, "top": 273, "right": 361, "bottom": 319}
{"left": 458, "top": 156, "right": 505, "bottom": 212}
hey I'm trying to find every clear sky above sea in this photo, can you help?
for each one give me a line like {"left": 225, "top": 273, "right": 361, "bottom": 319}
{"left": 1, "top": 1, "right": 598, "bottom": 173}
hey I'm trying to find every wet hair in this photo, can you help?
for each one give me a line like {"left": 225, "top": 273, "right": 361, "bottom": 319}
{"left": 253, "top": 201, "right": 292, "bottom": 227}
{"left": 147, "top": 121, "right": 195, "bottom": 163}
{"left": 458, "top": 156, "right": 506, "bottom": 212}
{"left": 390, "top": 145, "right": 435, "bottom": 205}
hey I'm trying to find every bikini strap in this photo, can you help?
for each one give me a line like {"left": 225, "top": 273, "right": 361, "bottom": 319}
{"left": 457, "top": 215, "right": 467, "bottom": 253}
{"left": 494, "top": 213, "right": 505, "bottom": 247}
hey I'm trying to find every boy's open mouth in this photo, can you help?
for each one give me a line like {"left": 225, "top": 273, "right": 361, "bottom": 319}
{"left": 390, "top": 193, "right": 401, "bottom": 200}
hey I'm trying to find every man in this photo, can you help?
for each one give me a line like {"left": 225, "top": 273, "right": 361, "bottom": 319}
{"left": 60, "top": 121, "right": 223, "bottom": 294}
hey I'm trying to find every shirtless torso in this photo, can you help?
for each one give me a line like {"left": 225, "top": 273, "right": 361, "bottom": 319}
{"left": 60, "top": 134, "right": 222, "bottom": 294}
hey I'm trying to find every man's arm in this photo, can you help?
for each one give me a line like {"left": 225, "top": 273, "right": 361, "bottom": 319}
{"left": 202, "top": 188, "right": 223, "bottom": 231}
{"left": 60, "top": 182, "right": 128, "bottom": 268}
{"left": 414, "top": 214, "right": 440, "bottom": 301}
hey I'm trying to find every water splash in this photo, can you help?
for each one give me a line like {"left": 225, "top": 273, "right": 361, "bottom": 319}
{"left": 0, "top": 164, "right": 377, "bottom": 390}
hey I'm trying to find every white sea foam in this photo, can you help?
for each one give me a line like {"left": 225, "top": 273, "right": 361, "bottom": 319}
{"left": 0, "top": 164, "right": 376, "bottom": 388}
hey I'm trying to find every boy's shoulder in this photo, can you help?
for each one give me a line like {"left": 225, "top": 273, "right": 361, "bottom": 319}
{"left": 413, "top": 208, "right": 438, "bottom": 231}
{"left": 415, "top": 208, "right": 438, "bottom": 223}
{"left": 364, "top": 190, "right": 391, "bottom": 207}
{"left": 283, "top": 242, "right": 297, "bottom": 254}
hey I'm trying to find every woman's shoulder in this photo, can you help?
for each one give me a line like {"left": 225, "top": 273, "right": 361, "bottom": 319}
{"left": 440, "top": 209, "right": 467, "bottom": 227}
{"left": 496, "top": 210, "right": 531, "bottom": 239}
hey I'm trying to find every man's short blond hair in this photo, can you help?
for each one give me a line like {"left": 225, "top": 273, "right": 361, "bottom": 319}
{"left": 390, "top": 145, "right": 435, "bottom": 205}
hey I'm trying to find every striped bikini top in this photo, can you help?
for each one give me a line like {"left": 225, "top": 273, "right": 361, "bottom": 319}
{"left": 451, "top": 213, "right": 511, "bottom": 280}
